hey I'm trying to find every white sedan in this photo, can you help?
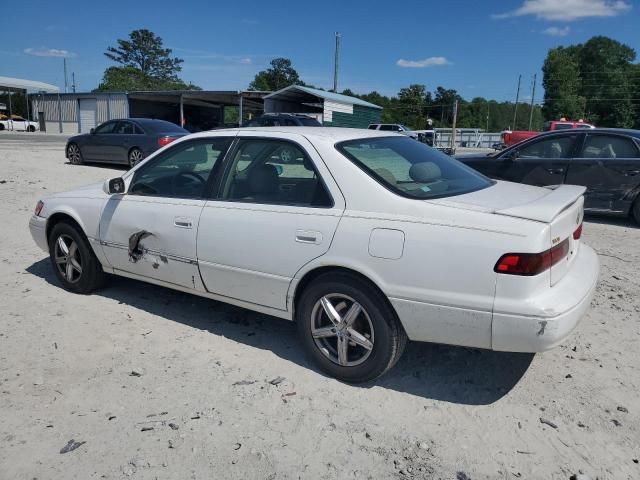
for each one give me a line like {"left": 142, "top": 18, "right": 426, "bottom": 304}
{"left": 0, "top": 115, "right": 39, "bottom": 132}
{"left": 29, "top": 127, "right": 599, "bottom": 382}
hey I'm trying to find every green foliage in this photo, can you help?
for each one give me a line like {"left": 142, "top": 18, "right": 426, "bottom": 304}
{"left": 542, "top": 47, "right": 585, "bottom": 120}
{"left": 95, "top": 66, "right": 200, "bottom": 92}
{"left": 542, "top": 36, "right": 638, "bottom": 128}
{"left": 248, "top": 58, "right": 304, "bottom": 91}
{"left": 342, "top": 87, "right": 542, "bottom": 131}
{"left": 97, "top": 29, "right": 199, "bottom": 92}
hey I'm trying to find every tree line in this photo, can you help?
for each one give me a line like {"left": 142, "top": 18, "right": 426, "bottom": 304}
{"left": 93, "top": 30, "right": 637, "bottom": 131}
{"left": 543, "top": 36, "right": 639, "bottom": 129}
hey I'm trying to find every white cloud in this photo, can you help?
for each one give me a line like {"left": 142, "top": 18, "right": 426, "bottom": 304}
{"left": 396, "top": 56, "right": 451, "bottom": 68}
{"left": 493, "top": 0, "right": 631, "bottom": 21}
{"left": 24, "top": 47, "right": 75, "bottom": 58}
{"left": 238, "top": 57, "right": 252, "bottom": 64}
{"left": 542, "top": 26, "right": 571, "bottom": 36}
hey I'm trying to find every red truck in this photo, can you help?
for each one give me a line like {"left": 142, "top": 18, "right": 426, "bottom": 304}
{"left": 501, "top": 119, "right": 595, "bottom": 148}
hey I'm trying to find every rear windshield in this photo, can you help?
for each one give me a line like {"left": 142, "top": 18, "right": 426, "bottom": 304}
{"left": 336, "top": 136, "right": 493, "bottom": 199}
{"left": 143, "top": 120, "right": 188, "bottom": 134}
{"left": 297, "top": 117, "right": 322, "bottom": 126}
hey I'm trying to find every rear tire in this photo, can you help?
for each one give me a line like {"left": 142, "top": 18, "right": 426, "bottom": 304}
{"left": 296, "top": 273, "right": 407, "bottom": 383}
{"left": 632, "top": 197, "right": 640, "bottom": 225}
{"left": 128, "top": 148, "right": 143, "bottom": 168}
{"left": 67, "top": 143, "right": 83, "bottom": 165}
{"left": 48, "top": 222, "right": 106, "bottom": 294}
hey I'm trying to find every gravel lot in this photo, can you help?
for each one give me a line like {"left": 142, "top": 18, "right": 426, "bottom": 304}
{"left": 1, "top": 133, "right": 639, "bottom": 479}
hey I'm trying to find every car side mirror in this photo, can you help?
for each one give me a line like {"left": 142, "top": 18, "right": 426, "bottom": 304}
{"left": 90, "top": 128, "right": 95, "bottom": 134}
{"left": 103, "top": 177, "right": 125, "bottom": 195}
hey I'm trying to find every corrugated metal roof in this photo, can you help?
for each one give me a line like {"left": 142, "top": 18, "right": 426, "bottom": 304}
{"left": 265, "top": 85, "right": 382, "bottom": 110}
{"left": 0, "top": 76, "right": 59, "bottom": 93}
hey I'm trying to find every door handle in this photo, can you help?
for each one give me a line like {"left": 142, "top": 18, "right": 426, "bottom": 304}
{"left": 625, "top": 169, "right": 640, "bottom": 176}
{"left": 546, "top": 168, "right": 564, "bottom": 175}
{"left": 295, "top": 230, "right": 322, "bottom": 244}
{"left": 174, "top": 217, "right": 193, "bottom": 229}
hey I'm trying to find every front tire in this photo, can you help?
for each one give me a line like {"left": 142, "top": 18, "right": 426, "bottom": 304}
{"left": 48, "top": 222, "right": 106, "bottom": 294}
{"left": 128, "top": 148, "right": 143, "bottom": 168}
{"left": 296, "top": 273, "right": 407, "bottom": 383}
{"left": 67, "top": 143, "right": 83, "bottom": 165}
{"left": 27, "top": 125, "right": 36, "bottom": 132}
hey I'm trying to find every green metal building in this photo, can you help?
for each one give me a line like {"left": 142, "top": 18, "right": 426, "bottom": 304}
{"left": 264, "top": 85, "right": 382, "bottom": 128}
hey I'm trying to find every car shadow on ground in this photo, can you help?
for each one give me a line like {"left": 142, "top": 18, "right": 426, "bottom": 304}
{"left": 64, "top": 161, "right": 129, "bottom": 171}
{"left": 27, "top": 258, "right": 534, "bottom": 406}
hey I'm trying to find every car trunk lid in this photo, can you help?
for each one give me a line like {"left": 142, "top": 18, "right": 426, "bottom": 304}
{"left": 430, "top": 182, "right": 586, "bottom": 285}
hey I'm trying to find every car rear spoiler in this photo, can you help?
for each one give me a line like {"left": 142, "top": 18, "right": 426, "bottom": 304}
{"left": 496, "top": 185, "right": 586, "bottom": 223}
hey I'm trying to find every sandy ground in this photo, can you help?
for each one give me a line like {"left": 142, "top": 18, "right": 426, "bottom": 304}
{"left": 0, "top": 133, "right": 639, "bottom": 480}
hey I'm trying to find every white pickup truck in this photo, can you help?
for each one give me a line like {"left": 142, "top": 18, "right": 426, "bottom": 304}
{"left": 0, "top": 115, "right": 39, "bottom": 132}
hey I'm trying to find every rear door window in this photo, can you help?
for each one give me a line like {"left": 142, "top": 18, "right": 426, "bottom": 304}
{"left": 579, "top": 134, "right": 639, "bottom": 159}
{"left": 219, "top": 139, "right": 332, "bottom": 207}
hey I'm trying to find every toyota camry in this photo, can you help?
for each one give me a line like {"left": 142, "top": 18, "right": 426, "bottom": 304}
{"left": 30, "top": 127, "right": 600, "bottom": 382}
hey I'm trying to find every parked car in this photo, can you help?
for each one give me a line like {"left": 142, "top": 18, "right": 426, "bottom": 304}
{"left": 243, "top": 113, "right": 321, "bottom": 127}
{"left": 0, "top": 115, "right": 39, "bottom": 132}
{"left": 502, "top": 119, "right": 595, "bottom": 148}
{"left": 65, "top": 118, "right": 189, "bottom": 168}
{"left": 368, "top": 123, "right": 419, "bottom": 139}
{"left": 30, "top": 127, "right": 599, "bottom": 382}
{"left": 458, "top": 128, "right": 640, "bottom": 224}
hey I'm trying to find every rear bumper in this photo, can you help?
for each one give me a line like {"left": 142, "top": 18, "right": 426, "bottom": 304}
{"left": 29, "top": 215, "right": 49, "bottom": 252}
{"left": 491, "top": 244, "right": 599, "bottom": 352}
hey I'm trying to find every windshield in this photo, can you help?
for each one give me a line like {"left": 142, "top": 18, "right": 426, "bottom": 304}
{"left": 336, "top": 137, "right": 493, "bottom": 199}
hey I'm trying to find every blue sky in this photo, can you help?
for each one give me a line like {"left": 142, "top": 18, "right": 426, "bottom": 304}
{"left": 2, "top": 0, "right": 638, "bottom": 102}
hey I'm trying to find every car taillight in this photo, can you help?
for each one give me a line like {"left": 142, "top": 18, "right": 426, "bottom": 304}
{"left": 34, "top": 200, "right": 44, "bottom": 217}
{"left": 158, "top": 136, "right": 176, "bottom": 147}
{"left": 573, "top": 223, "right": 583, "bottom": 240}
{"left": 494, "top": 239, "right": 570, "bottom": 276}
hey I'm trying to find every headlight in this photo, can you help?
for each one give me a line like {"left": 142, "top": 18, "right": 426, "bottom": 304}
{"left": 34, "top": 200, "right": 44, "bottom": 217}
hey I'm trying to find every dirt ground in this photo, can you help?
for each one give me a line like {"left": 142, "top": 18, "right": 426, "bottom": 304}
{"left": 0, "top": 132, "right": 639, "bottom": 479}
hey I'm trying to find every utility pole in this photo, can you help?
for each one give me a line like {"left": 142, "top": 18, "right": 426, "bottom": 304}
{"left": 333, "top": 32, "right": 340, "bottom": 93}
{"left": 72, "top": 72, "right": 76, "bottom": 93}
{"left": 528, "top": 73, "right": 537, "bottom": 130}
{"left": 486, "top": 101, "right": 490, "bottom": 132}
{"left": 450, "top": 100, "right": 458, "bottom": 152}
{"left": 63, "top": 58, "right": 68, "bottom": 93}
{"left": 512, "top": 74, "right": 521, "bottom": 130}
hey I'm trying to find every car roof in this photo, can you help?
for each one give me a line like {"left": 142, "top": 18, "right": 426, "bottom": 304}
{"left": 192, "top": 126, "right": 403, "bottom": 142}
{"left": 533, "top": 127, "right": 640, "bottom": 139}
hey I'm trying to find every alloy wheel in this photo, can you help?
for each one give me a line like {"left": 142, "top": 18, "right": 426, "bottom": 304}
{"left": 129, "top": 149, "right": 143, "bottom": 167}
{"left": 67, "top": 144, "right": 81, "bottom": 164}
{"left": 54, "top": 234, "right": 83, "bottom": 283}
{"left": 310, "top": 293, "right": 374, "bottom": 367}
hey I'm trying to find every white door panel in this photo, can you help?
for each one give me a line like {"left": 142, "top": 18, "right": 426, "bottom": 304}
{"left": 99, "top": 195, "right": 205, "bottom": 290}
{"left": 197, "top": 202, "right": 342, "bottom": 310}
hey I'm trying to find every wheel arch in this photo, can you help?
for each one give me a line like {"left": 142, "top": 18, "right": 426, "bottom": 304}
{"left": 291, "top": 264, "right": 399, "bottom": 324}
{"left": 46, "top": 210, "right": 88, "bottom": 244}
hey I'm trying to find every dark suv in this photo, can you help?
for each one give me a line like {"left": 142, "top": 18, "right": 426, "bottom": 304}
{"left": 244, "top": 113, "right": 322, "bottom": 127}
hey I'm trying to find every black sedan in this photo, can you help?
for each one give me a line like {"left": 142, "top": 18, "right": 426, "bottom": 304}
{"left": 458, "top": 128, "right": 640, "bottom": 224}
{"left": 66, "top": 118, "right": 189, "bottom": 168}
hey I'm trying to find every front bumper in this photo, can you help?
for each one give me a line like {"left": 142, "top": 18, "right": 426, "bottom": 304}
{"left": 491, "top": 244, "right": 600, "bottom": 352}
{"left": 29, "top": 215, "right": 49, "bottom": 252}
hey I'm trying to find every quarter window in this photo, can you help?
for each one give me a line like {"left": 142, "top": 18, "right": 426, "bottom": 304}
{"left": 580, "top": 135, "right": 639, "bottom": 159}
{"left": 220, "top": 139, "right": 332, "bottom": 207}
{"left": 129, "top": 138, "right": 232, "bottom": 198}
{"left": 516, "top": 135, "right": 576, "bottom": 159}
